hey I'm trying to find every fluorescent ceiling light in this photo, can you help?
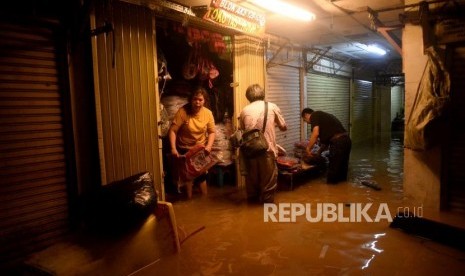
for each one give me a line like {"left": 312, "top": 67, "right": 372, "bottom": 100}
{"left": 365, "top": 44, "right": 387, "bottom": 56}
{"left": 250, "top": 0, "right": 316, "bottom": 22}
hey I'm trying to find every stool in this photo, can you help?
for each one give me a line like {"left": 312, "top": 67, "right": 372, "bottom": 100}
{"left": 209, "top": 164, "right": 234, "bottom": 187}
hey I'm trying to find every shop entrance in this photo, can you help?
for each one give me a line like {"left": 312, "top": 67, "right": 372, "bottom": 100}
{"left": 155, "top": 19, "right": 235, "bottom": 198}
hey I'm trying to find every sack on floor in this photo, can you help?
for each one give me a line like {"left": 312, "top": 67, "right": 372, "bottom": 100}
{"left": 240, "top": 128, "right": 268, "bottom": 158}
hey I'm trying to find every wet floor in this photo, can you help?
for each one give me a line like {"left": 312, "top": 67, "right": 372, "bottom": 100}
{"left": 136, "top": 132, "right": 465, "bottom": 275}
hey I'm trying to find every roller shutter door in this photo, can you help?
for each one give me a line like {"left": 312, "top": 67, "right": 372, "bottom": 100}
{"left": 375, "top": 84, "right": 392, "bottom": 133}
{"left": 352, "top": 80, "right": 374, "bottom": 143}
{"left": 0, "top": 20, "right": 71, "bottom": 268}
{"left": 306, "top": 73, "right": 350, "bottom": 137}
{"left": 445, "top": 46, "right": 465, "bottom": 214}
{"left": 391, "top": 85, "right": 404, "bottom": 122}
{"left": 266, "top": 65, "right": 301, "bottom": 154}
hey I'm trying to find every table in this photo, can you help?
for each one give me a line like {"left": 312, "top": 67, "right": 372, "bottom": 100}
{"left": 278, "top": 162, "right": 316, "bottom": 190}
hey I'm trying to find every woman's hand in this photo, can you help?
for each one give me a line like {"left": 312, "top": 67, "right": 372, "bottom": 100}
{"left": 204, "top": 145, "right": 212, "bottom": 155}
{"left": 171, "top": 148, "right": 179, "bottom": 157}
{"left": 306, "top": 147, "right": 314, "bottom": 156}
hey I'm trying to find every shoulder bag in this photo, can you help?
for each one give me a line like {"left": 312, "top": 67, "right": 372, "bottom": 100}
{"left": 240, "top": 102, "right": 269, "bottom": 158}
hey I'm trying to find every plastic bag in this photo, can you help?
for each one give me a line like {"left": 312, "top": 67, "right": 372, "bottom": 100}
{"left": 85, "top": 172, "right": 158, "bottom": 232}
{"left": 404, "top": 46, "right": 450, "bottom": 151}
{"left": 230, "top": 129, "right": 243, "bottom": 148}
{"left": 277, "top": 156, "right": 300, "bottom": 169}
{"left": 178, "top": 145, "right": 219, "bottom": 181}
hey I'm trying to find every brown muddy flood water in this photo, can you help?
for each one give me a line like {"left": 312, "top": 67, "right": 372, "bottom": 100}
{"left": 137, "top": 133, "right": 465, "bottom": 275}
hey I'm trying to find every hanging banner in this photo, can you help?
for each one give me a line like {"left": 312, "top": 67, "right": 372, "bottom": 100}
{"left": 203, "top": 0, "right": 266, "bottom": 35}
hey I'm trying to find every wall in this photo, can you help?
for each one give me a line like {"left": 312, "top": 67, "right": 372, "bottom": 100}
{"left": 68, "top": 25, "right": 101, "bottom": 196}
{"left": 233, "top": 35, "right": 265, "bottom": 188}
{"left": 402, "top": 7, "right": 442, "bottom": 211}
{"left": 233, "top": 35, "right": 265, "bottom": 124}
{"left": 90, "top": 1, "right": 163, "bottom": 196}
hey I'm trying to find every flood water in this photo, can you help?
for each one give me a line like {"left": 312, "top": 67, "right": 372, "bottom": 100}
{"left": 136, "top": 132, "right": 465, "bottom": 275}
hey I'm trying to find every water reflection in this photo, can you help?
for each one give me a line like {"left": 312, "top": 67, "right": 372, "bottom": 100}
{"left": 135, "top": 132, "right": 465, "bottom": 275}
{"left": 350, "top": 132, "right": 404, "bottom": 194}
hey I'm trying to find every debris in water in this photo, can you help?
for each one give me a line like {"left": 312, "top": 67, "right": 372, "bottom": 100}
{"left": 361, "top": 180, "right": 382, "bottom": 191}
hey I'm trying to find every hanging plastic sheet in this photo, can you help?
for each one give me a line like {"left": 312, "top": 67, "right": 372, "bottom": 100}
{"left": 404, "top": 46, "right": 450, "bottom": 151}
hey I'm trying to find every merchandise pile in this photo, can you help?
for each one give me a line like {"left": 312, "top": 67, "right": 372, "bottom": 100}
{"left": 159, "top": 95, "right": 188, "bottom": 137}
{"left": 211, "top": 122, "right": 233, "bottom": 166}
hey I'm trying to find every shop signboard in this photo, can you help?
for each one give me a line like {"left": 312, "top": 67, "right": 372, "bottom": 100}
{"left": 150, "top": 0, "right": 196, "bottom": 16}
{"left": 435, "top": 18, "right": 465, "bottom": 44}
{"left": 203, "top": 0, "right": 266, "bottom": 35}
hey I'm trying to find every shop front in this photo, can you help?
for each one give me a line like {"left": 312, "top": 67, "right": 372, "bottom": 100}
{"left": 90, "top": 0, "right": 267, "bottom": 199}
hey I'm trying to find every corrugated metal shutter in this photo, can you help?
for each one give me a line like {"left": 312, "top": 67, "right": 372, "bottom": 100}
{"left": 374, "top": 84, "right": 392, "bottom": 133}
{"left": 91, "top": 1, "right": 162, "bottom": 193}
{"left": 445, "top": 46, "right": 465, "bottom": 214}
{"left": 306, "top": 73, "right": 350, "bottom": 137}
{"left": 391, "top": 85, "right": 404, "bottom": 122}
{"left": 0, "top": 21, "right": 70, "bottom": 268}
{"left": 267, "top": 65, "right": 300, "bottom": 153}
{"left": 352, "top": 80, "right": 374, "bottom": 143}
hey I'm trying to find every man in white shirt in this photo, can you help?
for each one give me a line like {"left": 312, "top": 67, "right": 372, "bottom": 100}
{"left": 239, "top": 84, "right": 287, "bottom": 203}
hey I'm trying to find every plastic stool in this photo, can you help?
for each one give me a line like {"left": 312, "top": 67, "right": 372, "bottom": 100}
{"left": 210, "top": 164, "right": 232, "bottom": 187}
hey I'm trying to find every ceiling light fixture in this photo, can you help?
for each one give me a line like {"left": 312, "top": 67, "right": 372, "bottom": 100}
{"left": 365, "top": 44, "right": 387, "bottom": 56}
{"left": 250, "top": 0, "right": 316, "bottom": 22}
